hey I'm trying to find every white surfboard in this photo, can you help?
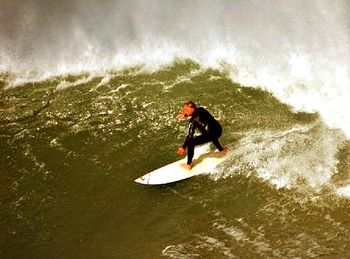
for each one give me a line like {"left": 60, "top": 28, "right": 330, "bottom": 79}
{"left": 135, "top": 145, "right": 229, "bottom": 185}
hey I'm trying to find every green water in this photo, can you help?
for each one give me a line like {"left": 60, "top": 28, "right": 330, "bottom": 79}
{"left": 1, "top": 61, "right": 350, "bottom": 258}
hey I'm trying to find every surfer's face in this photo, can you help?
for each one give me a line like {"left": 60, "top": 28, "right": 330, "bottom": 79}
{"left": 183, "top": 105, "right": 195, "bottom": 117}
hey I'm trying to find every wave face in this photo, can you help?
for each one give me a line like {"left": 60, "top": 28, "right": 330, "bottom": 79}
{"left": 1, "top": 62, "right": 350, "bottom": 257}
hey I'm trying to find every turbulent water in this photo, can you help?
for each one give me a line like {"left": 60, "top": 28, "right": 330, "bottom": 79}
{"left": 2, "top": 0, "right": 350, "bottom": 258}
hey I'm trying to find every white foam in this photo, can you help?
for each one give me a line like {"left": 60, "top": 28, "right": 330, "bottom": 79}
{"left": 161, "top": 235, "right": 236, "bottom": 258}
{"left": 216, "top": 123, "right": 346, "bottom": 191}
{"left": 336, "top": 185, "right": 350, "bottom": 198}
{"left": 56, "top": 75, "right": 95, "bottom": 91}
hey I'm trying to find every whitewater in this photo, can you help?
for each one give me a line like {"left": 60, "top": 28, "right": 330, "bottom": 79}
{"left": 2, "top": 0, "right": 350, "bottom": 136}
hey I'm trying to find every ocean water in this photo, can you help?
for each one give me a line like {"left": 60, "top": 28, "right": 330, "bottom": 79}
{"left": 2, "top": 1, "right": 350, "bottom": 258}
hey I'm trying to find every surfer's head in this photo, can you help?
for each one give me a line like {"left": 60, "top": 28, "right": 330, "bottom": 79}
{"left": 183, "top": 101, "right": 196, "bottom": 116}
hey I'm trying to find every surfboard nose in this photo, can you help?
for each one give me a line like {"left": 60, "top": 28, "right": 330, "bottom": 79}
{"left": 134, "top": 175, "right": 149, "bottom": 184}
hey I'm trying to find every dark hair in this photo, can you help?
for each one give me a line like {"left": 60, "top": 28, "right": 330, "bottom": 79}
{"left": 184, "top": 101, "right": 196, "bottom": 108}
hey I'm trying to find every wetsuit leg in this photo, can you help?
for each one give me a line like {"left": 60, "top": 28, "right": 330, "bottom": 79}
{"left": 186, "top": 134, "right": 212, "bottom": 165}
{"left": 212, "top": 138, "right": 224, "bottom": 152}
{"left": 210, "top": 125, "right": 224, "bottom": 152}
{"left": 187, "top": 126, "right": 224, "bottom": 165}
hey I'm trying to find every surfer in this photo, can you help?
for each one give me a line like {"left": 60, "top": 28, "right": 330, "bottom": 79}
{"left": 177, "top": 101, "right": 227, "bottom": 170}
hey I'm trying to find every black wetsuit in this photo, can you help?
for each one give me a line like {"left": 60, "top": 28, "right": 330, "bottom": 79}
{"left": 182, "top": 107, "right": 224, "bottom": 165}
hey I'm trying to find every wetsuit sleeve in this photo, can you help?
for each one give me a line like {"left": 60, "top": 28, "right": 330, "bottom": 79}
{"left": 182, "top": 122, "right": 195, "bottom": 148}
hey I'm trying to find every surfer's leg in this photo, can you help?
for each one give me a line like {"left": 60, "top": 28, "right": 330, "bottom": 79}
{"left": 187, "top": 140, "right": 195, "bottom": 165}
{"left": 212, "top": 138, "right": 224, "bottom": 151}
{"left": 186, "top": 135, "right": 211, "bottom": 164}
{"left": 209, "top": 126, "right": 224, "bottom": 151}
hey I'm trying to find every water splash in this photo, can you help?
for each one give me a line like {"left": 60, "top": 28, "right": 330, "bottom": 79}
{"left": 214, "top": 122, "right": 346, "bottom": 192}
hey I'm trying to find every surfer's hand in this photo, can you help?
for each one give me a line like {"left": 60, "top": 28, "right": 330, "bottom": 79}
{"left": 177, "top": 147, "right": 186, "bottom": 156}
{"left": 176, "top": 112, "right": 187, "bottom": 121}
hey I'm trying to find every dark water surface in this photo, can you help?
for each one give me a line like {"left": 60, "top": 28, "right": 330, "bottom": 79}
{"left": 2, "top": 61, "right": 350, "bottom": 258}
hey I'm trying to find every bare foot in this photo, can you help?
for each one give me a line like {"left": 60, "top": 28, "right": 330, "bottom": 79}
{"left": 218, "top": 147, "right": 228, "bottom": 156}
{"left": 180, "top": 163, "right": 192, "bottom": 170}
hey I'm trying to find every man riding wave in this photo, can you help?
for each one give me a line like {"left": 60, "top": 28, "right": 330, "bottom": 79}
{"left": 177, "top": 101, "right": 227, "bottom": 170}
